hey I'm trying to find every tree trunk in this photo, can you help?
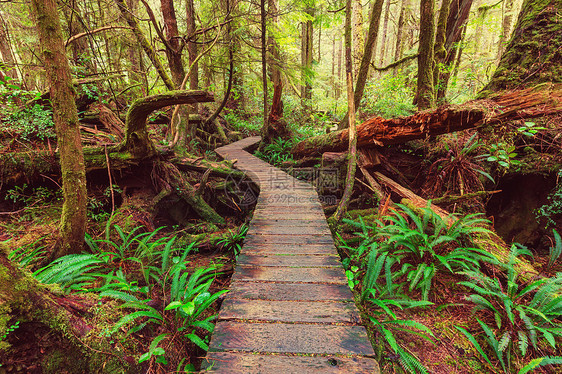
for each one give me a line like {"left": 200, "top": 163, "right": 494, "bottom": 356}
{"left": 122, "top": 91, "right": 214, "bottom": 157}
{"left": 415, "top": 0, "right": 436, "bottom": 109}
{"left": 482, "top": 0, "right": 562, "bottom": 93}
{"left": 263, "top": 0, "right": 289, "bottom": 143}
{"left": 31, "top": 0, "right": 87, "bottom": 259}
{"left": 0, "top": 14, "right": 19, "bottom": 82}
{"left": 301, "top": 4, "right": 314, "bottom": 108}
{"left": 393, "top": 0, "right": 411, "bottom": 74}
{"left": 332, "top": 0, "right": 358, "bottom": 224}
{"left": 160, "top": 0, "right": 185, "bottom": 87}
{"left": 114, "top": 0, "right": 175, "bottom": 90}
{"left": 352, "top": 0, "right": 364, "bottom": 75}
{"left": 186, "top": 0, "right": 199, "bottom": 91}
{"left": 377, "top": 0, "right": 392, "bottom": 66}
{"left": 433, "top": 0, "right": 452, "bottom": 104}
{"left": 338, "top": 0, "right": 385, "bottom": 129}
{"left": 436, "top": 0, "right": 474, "bottom": 100}
{"left": 260, "top": 0, "right": 269, "bottom": 141}
{"left": 293, "top": 84, "right": 562, "bottom": 156}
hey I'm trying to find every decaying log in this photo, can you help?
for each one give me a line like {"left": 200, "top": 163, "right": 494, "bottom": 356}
{"left": 153, "top": 161, "right": 225, "bottom": 224}
{"left": 122, "top": 90, "right": 214, "bottom": 157}
{"left": 292, "top": 84, "right": 562, "bottom": 157}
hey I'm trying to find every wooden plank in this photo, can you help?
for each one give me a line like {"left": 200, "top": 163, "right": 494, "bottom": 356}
{"left": 236, "top": 254, "right": 340, "bottom": 267}
{"left": 250, "top": 218, "right": 328, "bottom": 226}
{"left": 218, "top": 299, "right": 360, "bottom": 323}
{"left": 247, "top": 225, "right": 331, "bottom": 236}
{"left": 232, "top": 265, "right": 346, "bottom": 283}
{"left": 209, "top": 321, "right": 375, "bottom": 355}
{"left": 251, "top": 211, "right": 327, "bottom": 221}
{"left": 240, "top": 243, "right": 338, "bottom": 255}
{"left": 227, "top": 281, "right": 354, "bottom": 301}
{"left": 244, "top": 234, "right": 333, "bottom": 245}
{"left": 203, "top": 352, "right": 380, "bottom": 373}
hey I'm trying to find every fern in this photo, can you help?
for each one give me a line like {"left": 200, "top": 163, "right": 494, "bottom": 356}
{"left": 34, "top": 254, "right": 103, "bottom": 288}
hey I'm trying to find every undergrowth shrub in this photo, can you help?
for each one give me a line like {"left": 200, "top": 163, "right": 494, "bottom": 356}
{"left": 342, "top": 203, "right": 495, "bottom": 301}
{"left": 457, "top": 244, "right": 562, "bottom": 373}
{"left": 23, "top": 225, "right": 226, "bottom": 368}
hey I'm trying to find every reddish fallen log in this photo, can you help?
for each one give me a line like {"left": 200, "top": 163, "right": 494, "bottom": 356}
{"left": 292, "top": 84, "right": 562, "bottom": 157}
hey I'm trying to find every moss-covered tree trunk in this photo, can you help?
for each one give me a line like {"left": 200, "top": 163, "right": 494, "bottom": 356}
{"left": 415, "top": 0, "right": 436, "bottom": 109}
{"left": 482, "top": 0, "right": 562, "bottom": 93}
{"left": 332, "top": 0, "right": 358, "bottom": 224}
{"left": 31, "top": 0, "right": 87, "bottom": 258}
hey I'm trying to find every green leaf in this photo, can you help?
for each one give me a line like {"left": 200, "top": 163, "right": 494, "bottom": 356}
{"left": 186, "top": 333, "right": 209, "bottom": 351}
{"left": 518, "top": 357, "right": 562, "bottom": 374}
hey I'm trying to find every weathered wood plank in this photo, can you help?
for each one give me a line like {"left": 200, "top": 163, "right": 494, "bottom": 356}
{"left": 227, "top": 281, "right": 354, "bottom": 301}
{"left": 236, "top": 254, "right": 340, "bottom": 267}
{"left": 203, "top": 352, "right": 380, "bottom": 373}
{"left": 232, "top": 265, "right": 346, "bottom": 283}
{"left": 209, "top": 321, "right": 375, "bottom": 355}
{"left": 240, "top": 243, "right": 338, "bottom": 255}
{"left": 219, "top": 299, "right": 360, "bottom": 323}
{"left": 244, "top": 234, "right": 334, "bottom": 245}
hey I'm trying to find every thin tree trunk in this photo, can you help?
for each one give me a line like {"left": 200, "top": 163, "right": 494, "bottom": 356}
{"left": 436, "top": 0, "right": 474, "bottom": 100}
{"left": 352, "top": 0, "right": 364, "bottom": 74}
{"left": 31, "top": 0, "right": 87, "bottom": 258}
{"left": 433, "top": 0, "right": 452, "bottom": 103}
{"left": 114, "top": 0, "right": 175, "bottom": 90}
{"left": 0, "top": 14, "right": 18, "bottom": 82}
{"left": 393, "top": 0, "right": 410, "bottom": 69}
{"left": 186, "top": 0, "right": 198, "bottom": 91}
{"left": 261, "top": 0, "right": 268, "bottom": 133}
{"left": 332, "top": 0, "right": 358, "bottom": 224}
{"left": 496, "top": 0, "right": 516, "bottom": 60}
{"left": 339, "top": 0, "right": 385, "bottom": 129}
{"left": 378, "top": 0, "right": 392, "bottom": 66}
{"left": 301, "top": 4, "right": 314, "bottom": 108}
{"left": 415, "top": 0, "right": 436, "bottom": 109}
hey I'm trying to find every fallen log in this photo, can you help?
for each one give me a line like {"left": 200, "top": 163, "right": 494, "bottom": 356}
{"left": 121, "top": 90, "right": 214, "bottom": 158}
{"left": 292, "top": 84, "right": 562, "bottom": 157}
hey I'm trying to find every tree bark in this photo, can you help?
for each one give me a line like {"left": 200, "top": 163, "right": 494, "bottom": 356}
{"left": 186, "top": 0, "right": 199, "bottom": 91}
{"left": 482, "top": 0, "right": 562, "bottom": 93}
{"left": 293, "top": 84, "right": 562, "bottom": 156}
{"left": 301, "top": 3, "right": 314, "bottom": 108}
{"left": 333, "top": 0, "right": 358, "bottom": 224}
{"left": 377, "top": 0, "right": 392, "bottom": 66}
{"left": 0, "top": 14, "right": 19, "bottom": 82}
{"left": 393, "top": 0, "right": 411, "bottom": 72}
{"left": 114, "top": 0, "right": 175, "bottom": 90}
{"left": 122, "top": 91, "right": 214, "bottom": 157}
{"left": 31, "top": 0, "right": 87, "bottom": 259}
{"left": 338, "top": 0, "right": 385, "bottom": 129}
{"left": 352, "top": 0, "right": 364, "bottom": 75}
{"left": 415, "top": 0, "right": 436, "bottom": 109}
{"left": 433, "top": 0, "right": 452, "bottom": 103}
{"left": 436, "top": 0, "right": 474, "bottom": 100}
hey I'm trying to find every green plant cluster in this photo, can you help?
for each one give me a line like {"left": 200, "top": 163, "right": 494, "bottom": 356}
{"left": 340, "top": 204, "right": 562, "bottom": 373}
{"left": 254, "top": 137, "right": 295, "bottom": 166}
{"left": 15, "top": 224, "right": 227, "bottom": 369}
{"left": 2, "top": 104, "right": 56, "bottom": 141}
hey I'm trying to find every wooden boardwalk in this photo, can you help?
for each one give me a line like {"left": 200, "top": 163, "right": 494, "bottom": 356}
{"left": 203, "top": 137, "right": 379, "bottom": 373}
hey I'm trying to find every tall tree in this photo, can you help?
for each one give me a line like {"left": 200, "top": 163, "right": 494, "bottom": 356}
{"left": 186, "top": 0, "right": 198, "bottom": 91}
{"left": 301, "top": 2, "right": 314, "bottom": 107}
{"left": 31, "top": 0, "right": 87, "bottom": 258}
{"left": 0, "top": 13, "right": 18, "bottom": 82}
{"left": 352, "top": 0, "right": 364, "bottom": 74}
{"left": 377, "top": 0, "right": 392, "bottom": 66}
{"left": 436, "top": 0, "right": 474, "bottom": 100}
{"left": 332, "top": 0, "right": 357, "bottom": 223}
{"left": 338, "top": 0, "right": 385, "bottom": 129}
{"left": 415, "top": 0, "right": 436, "bottom": 109}
{"left": 393, "top": 0, "right": 411, "bottom": 67}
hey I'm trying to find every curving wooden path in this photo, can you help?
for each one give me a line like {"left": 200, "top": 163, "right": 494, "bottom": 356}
{"left": 203, "top": 137, "right": 379, "bottom": 373}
